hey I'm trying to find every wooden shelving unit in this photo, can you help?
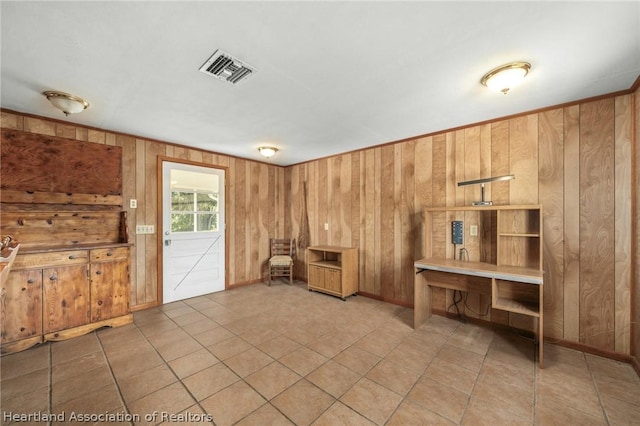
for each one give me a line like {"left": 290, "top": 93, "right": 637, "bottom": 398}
{"left": 307, "top": 246, "right": 358, "bottom": 300}
{"left": 414, "top": 204, "right": 544, "bottom": 366}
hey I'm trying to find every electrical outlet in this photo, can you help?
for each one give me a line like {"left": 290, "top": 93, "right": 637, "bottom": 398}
{"left": 470, "top": 225, "right": 478, "bottom": 236}
{"left": 324, "top": 223, "right": 329, "bottom": 231}
{"left": 452, "top": 221, "right": 463, "bottom": 244}
{"left": 146, "top": 225, "right": 154, "bottom": 234}
{"left": 129, "top": 199, "right": 137, "bottom": 209}
{"left": 136, "top": 225, "right": 146, "bottom": 234}
{"left": 136, "top": 225, "right": 155, "bottom": 234}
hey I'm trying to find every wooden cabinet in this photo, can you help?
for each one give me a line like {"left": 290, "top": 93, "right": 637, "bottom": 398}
{"left": 1, "top": 245, "right": 132, "bottom": 354}
{"left": 1, "top": 269, "right": 42, "bottom": 345}
{"left": 415, "top": 205, "right": 544, "bottom": 366}
{"left": 90, "top": 247, "right": 130, "bottom": 322}
{"left": 307, "top": 246, "right": 358, "bottom": 300}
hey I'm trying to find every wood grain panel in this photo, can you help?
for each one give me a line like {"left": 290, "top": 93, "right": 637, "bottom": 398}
{"left": 144, "top": 141, "right": 163, "bottom": 304}
{"left": 491, "top": 121, "right": 510, "bottom": 205}
{"left": 380, "top": 145, "right": 395, "bottom": 300}
{"left": 539, "top": 108, "right": 565, "bottom": 340}
{"left": 614, "top": 95, "right": 632, "bottom": 354}
{"left": 580, "top": 98, "right": 615, "bottom": 350}
{"left": 563, "top": 105, "right": 581, "bottom": 343}
{"left": 363, "top": 149, "right": 377, "bottom": 295}
{"left": 509, "top": 114, "right": 538, "bottom": 204}
{"left": 1, "top": 130, "right": 122, "bottom": 196}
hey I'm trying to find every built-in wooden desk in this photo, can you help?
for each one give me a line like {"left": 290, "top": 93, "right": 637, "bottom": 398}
{"left": 414, "top": 257, "right": 544, "bottom": 367}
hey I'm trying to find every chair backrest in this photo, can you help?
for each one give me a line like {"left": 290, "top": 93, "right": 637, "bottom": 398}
{"left": 270, "top": 238, "right": 295, "bottom": 258}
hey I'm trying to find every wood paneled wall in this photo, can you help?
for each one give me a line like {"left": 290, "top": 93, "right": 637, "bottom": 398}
{"left": 0, "top": 111, "right": 286, "bottom": 309}
{"left": 634, "top": 86, "right": 640, "bottom": 361}
{"left": 1, "top": 88, "right": 637, "bottom": 357}
{"left": 286, "top": 94, "right": 636, "bottom": 355}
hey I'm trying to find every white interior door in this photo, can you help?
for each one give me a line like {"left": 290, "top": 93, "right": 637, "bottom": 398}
{"left": 162, "top": 161, "right": 225, "bottom": 303}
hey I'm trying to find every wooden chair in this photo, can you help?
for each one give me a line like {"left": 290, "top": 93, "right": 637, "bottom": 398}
{"left": 268, "top": 238, "right": 295, "bottom": 285}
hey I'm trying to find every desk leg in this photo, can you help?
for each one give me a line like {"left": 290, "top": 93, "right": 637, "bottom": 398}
{"left": 539, "top": 284, "right": 544, "bottom": 368}
{"left": 414, "top": 271, "right": 432, "bottom": 329}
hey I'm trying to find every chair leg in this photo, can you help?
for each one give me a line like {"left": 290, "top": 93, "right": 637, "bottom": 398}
{"left": 289, "top": 264, "right": 293, "bottom": 285}
{"left": 268, "top": 267, "right": 271, "bottom": 286}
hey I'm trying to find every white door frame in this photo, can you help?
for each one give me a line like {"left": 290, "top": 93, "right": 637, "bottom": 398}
{"left": 157, "top": 157, "right": 228, "bottom": 304}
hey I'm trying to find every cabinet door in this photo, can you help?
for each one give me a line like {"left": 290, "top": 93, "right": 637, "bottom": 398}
{"left": 308, "top": 265, "right": 325, "bottom": 289}
{"left": 90, "top": 259, "right": 130, "bottom": 322}
{"left": 324, "top": 269, "right": 342, "bottom": 293}
{"left": 43, "top": 265, "right": 89, "bottom": 334}
{"left": 1, "top": 270, "right": 42, "bottom": 344}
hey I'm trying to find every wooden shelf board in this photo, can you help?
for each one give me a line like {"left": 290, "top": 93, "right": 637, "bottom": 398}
{"left": 493, "top": 297, "right": 540, "bottom": 317}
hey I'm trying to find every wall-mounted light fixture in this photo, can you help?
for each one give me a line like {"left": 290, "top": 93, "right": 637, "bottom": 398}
{"left": 457, "top": 174, "right": 515, "bottom": 206}
{"left": 481, "top": 62, "right": 531, "bottom": 94}
{"left": 43, "top": 91, "right": 90, "bottom": 116}
{"left": 258, "top": 146, "right": 278, "bottom": 158}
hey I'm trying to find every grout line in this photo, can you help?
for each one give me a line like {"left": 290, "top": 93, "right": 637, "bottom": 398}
{"left": 95, "top": 332, "right": 134, "bottom": 426}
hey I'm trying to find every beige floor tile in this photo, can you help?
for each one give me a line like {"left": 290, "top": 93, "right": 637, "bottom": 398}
{"left": 446, "top": 324, "right": 494, "bottom": 356}
{"left": 587, "top": 353, "right": 640, "bottom": 383}
{"left": 365, "top": 359, "right": 422, "bottom": 396}
{"left": 479, "top": 356, "right": 534, "bottom": 390}
{"left": 192, "top": 326, "right": 235, "bottom": 346}
{"left": 387, "top": 399, "right": 455, "bottom": 426}
{"left": 108, "top": 346, "right": 165, "bottom": 379}
{"left": 424, "top": 357, "right": 478, "bottom": 394}
{"left": 595, "top": 373, "right": 640, "bottom": 405}
{"left": 333, "top": 346, "right": 381, "bottom": 376}
{"left": 51, "top": 332, "right": 102, "bottom": 364}
{"left": 383, "top": 340, "right": 435, "bottom": 374}
{"left": 485, "top": 331, "right": 536, "bottom": 370}
{"left": 535, "top": 395, "right": 608, "bottom": 426}
{"left": 414, "top": 314, "right": 460, "bottom": 337}
{"left": 279, "top": 347, "right": 328, "bottom": 376}
{"left": 272, "top": 379, "right": 335, "bottom": 426}
{"left": 180, "top": 317, "right": 219, "bottom": 336}
{"left": 306, "top": 334, "right": 353, "bottom": 359}
{"left": 307, "top": 360, "right": 361, "bottom": 398}
{"left": 312, "top": 401, "right": 376, "bottom": 426}
{"left": 172, "top": 311, "right": 208, "bottom": 327}
{"left": 535, "top": 370, "right": 602, "bottom": 418}
{"left": 200, "top": 381, "right": 266, "bottom": 426}
{"left": 155, "top": 336, "right": 203, "bottom": 361}
{"left": 52, "top": 364, "right": 114, "bottom": 406}
{"left": 52, "top": 351, "right": 106, "bottom": 383}
{"left": 1, "top": 386, "right": 49, "bottom": 418}
{"left": 245, "top": 361, "right": 301, "bottom": 400}
{"left": 353, "top": 328, "right": 403, "bottom": 358}
{"left": 1, "top": 367, "right": 49, "bottom": 399}
{"left": 168, "top": 347, "right": 219, "bottom": 379}
{"left": 472, "top": 372, "right": 534, "bottom": 420}
{"left": 462, "top": 397, "right": 532, "bottom": 426}
{"left": 436, "top": 343, "right": 485, "bottom": 374}
{"left": 182, "top": 363, "right": 239, "bottom": 401}
{"left": 127, "top": 382, "right": 196, "bottom": 425}
{"left": 116, "top": 363, "right": 178, "bottom": 403}
{"left": 156, "top": 404, "right": 212, "bottom": 425}
{"left": 239, "top": 326, "right": 281, "bottom": 346}
{"left": 52, "top": 382, "right": 125, "bottom": 419}
{"left": 600, "top": 393, "right": 640, "bottom": 425}
{"left": 406, "top": 377, "right": 470, "bottom": 423}
{"left": 234, "top": 403, "right": 294, "bottom": 425}
{"left": 225, "top": 347, "right": 274, "bottom": 378}
{"left": 0, "top": 343, "right": 49, "bottom": 381}
{"left": 257, "top": 335, "right": 302, "bottom": 359}
{"left": 207, "top": 335, "right": 252, "bottom": 360}
{"left": 340, "top": 378, "right": 403, "bottom": 425}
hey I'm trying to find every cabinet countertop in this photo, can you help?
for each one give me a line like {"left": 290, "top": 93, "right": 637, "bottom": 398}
{"left": 20, "top": 242, "right": 133, "bottom": 255}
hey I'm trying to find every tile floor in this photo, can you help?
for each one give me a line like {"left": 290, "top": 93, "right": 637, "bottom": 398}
{"left": 2, "top": 281, "right": 640, "bottom": 425}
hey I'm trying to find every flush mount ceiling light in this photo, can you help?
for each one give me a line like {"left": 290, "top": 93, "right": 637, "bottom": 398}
{"left": 481, "top": 62, "right": 531, "bottom": 94}
{"left": 258, "top": 147, "right": 278, "bottom": 158}
{"left": 43, "top": 91, "right": 90, "bottom": 116}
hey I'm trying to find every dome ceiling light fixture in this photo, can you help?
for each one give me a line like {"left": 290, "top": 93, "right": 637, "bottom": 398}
{"left": 481, "top": 62, "right": 531, "bottom": 94}
{"left": 42, "top": 90, "right": 90, "bottom": 116}
{"left": 258, "top": 146, "right": 278, "bottom": 158}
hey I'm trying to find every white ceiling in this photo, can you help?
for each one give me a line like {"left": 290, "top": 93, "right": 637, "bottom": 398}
{"left": 2, "top": 1, "right": 639, "bottom": 166}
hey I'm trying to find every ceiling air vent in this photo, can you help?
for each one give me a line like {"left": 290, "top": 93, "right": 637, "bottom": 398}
{"left": 199, "top": 50, "right": 255, "bottom": 84}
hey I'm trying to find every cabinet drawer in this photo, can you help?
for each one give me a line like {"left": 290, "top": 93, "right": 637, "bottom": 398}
{"left": 13, "top": 251, "right": 89, "bottom": 270}
{"left": 90, "top": 247, "right": 129, "bottom": 262}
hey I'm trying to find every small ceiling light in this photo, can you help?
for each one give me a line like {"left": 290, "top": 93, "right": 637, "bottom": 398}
{"left": 258, "top": 146, "right": 278, "bottom": 158}
{"left": 42, "top": 90, "right": 90, "bottom": 116}
{"left": 481, "top": 62, "right": 531, "bottom": 94}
